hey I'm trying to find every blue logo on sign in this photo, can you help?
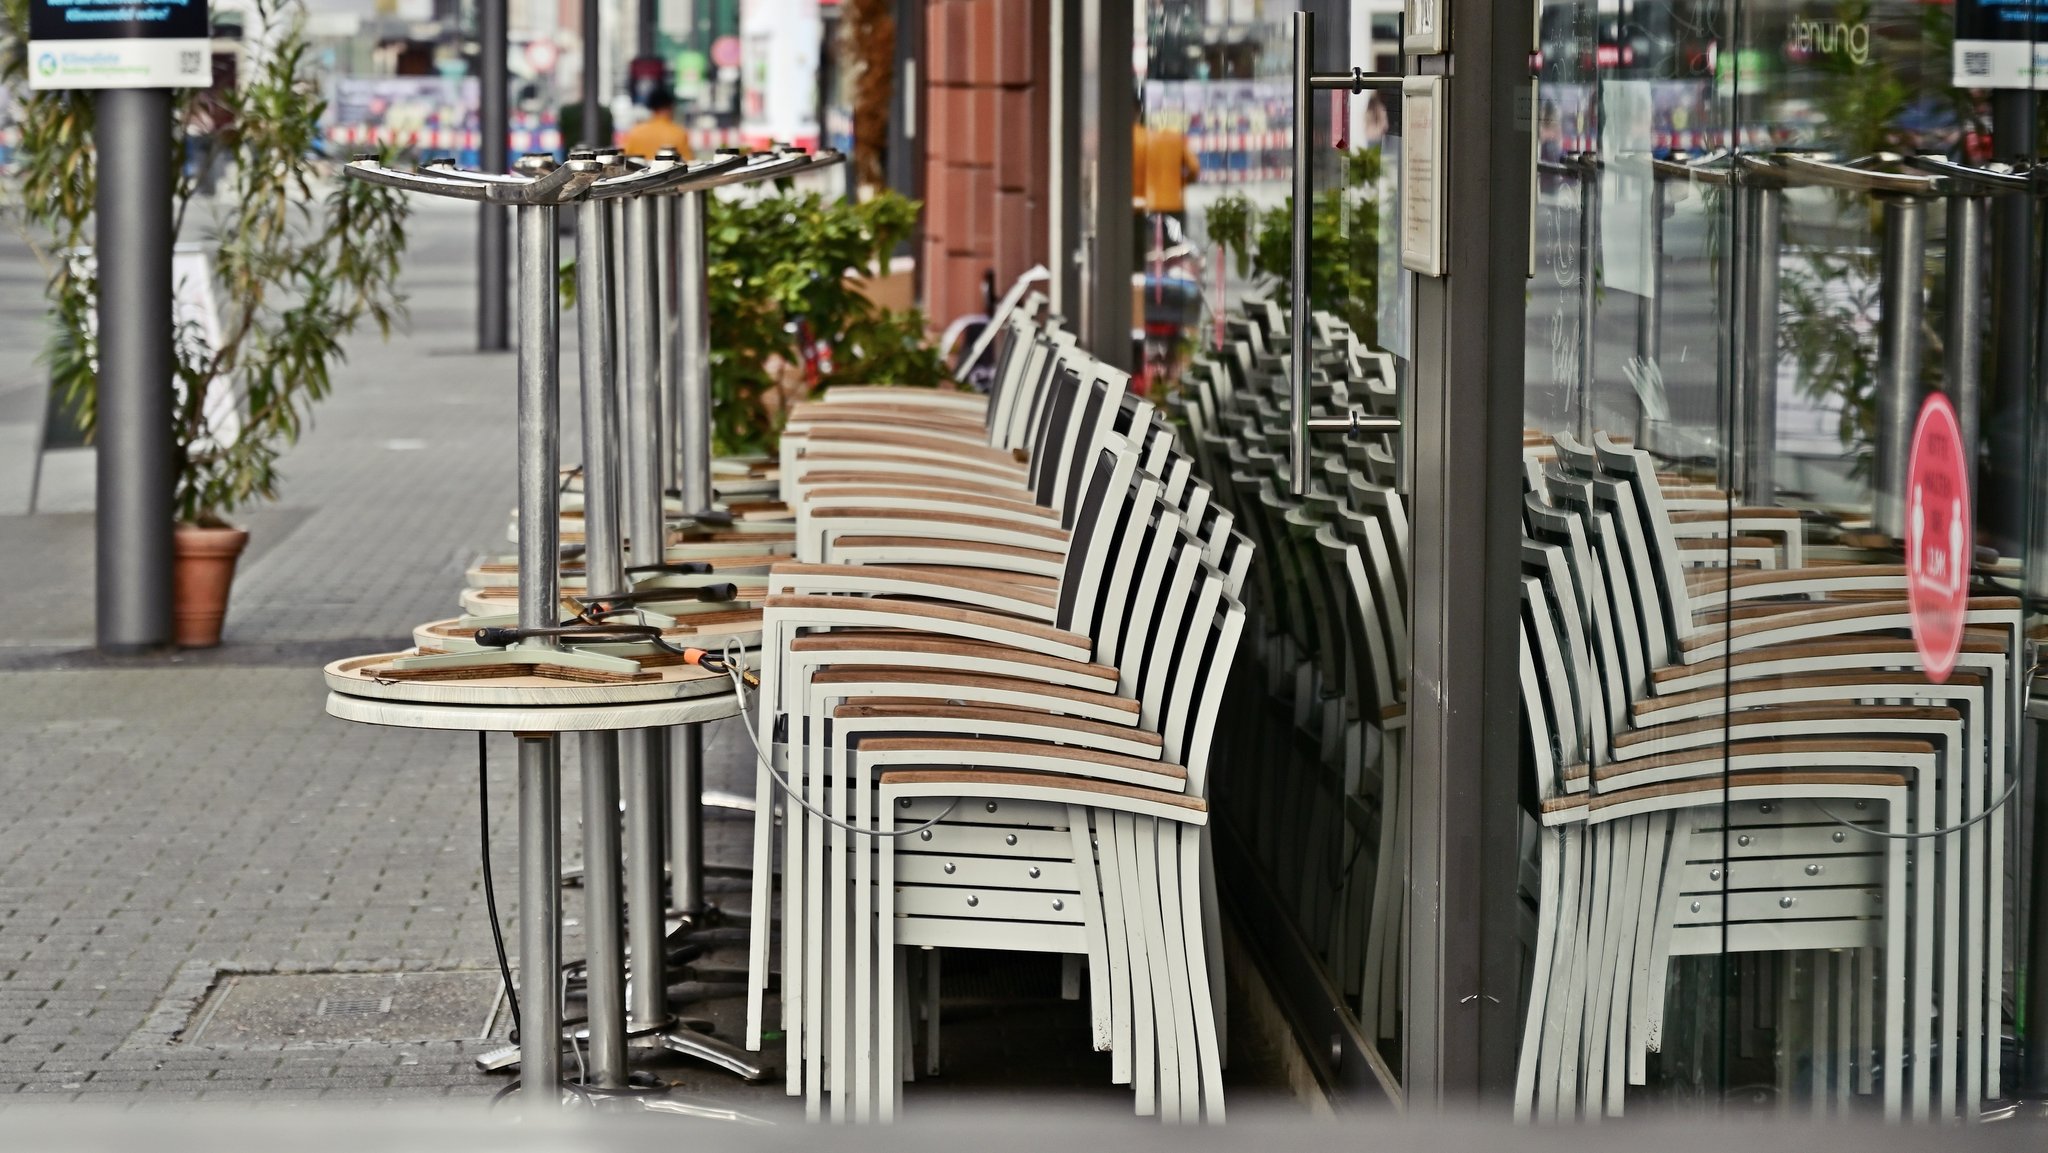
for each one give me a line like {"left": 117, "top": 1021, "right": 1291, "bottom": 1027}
{"left": 35, "top": 52, "right": 57, "bottom": 77}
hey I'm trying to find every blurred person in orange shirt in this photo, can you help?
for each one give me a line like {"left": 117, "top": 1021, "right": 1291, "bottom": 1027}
{"left": 621, "top": 87, "right": 692, "bottom": 159}
{"left": 1132, "top": 120, "right": 1200, "bottom": 222}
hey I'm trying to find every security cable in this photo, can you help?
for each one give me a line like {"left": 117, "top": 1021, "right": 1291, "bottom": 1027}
{"left": 713, "top": 636, "right": 960, "bottom": 839}
{"left": 478, "top": 732, "right": 520, "bottom": 1043}
{"left": 1815, "top": 775, "right": 2020, "bottom": 841}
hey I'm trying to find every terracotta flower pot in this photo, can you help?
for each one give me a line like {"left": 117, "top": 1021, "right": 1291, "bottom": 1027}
{"left": 172, "top": 524, "right": 249, "bottom": 649}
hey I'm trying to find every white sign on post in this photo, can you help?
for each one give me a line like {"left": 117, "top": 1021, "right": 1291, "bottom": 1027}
{"left": 1400, "top": 75, "right": 1446, "bottom": 277}
{"left": 27, "top": 0, "right": 211, "bottom": 90}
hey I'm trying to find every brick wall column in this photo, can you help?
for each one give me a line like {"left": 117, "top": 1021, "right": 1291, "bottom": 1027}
{"left": 920, "top": 0, "right": 1049, "bottom": 330}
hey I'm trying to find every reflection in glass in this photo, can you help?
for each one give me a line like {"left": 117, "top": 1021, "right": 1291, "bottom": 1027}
{"left": 1518, "top": 0, "right": 2033, "bottom": 1122}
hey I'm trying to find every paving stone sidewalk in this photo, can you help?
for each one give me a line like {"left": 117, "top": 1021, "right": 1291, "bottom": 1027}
{"left": 0, "top": 196, "right": 1299, "bottom": 1117}
{"left": 0, "top": 199, "right": 785, "bottom": 1110}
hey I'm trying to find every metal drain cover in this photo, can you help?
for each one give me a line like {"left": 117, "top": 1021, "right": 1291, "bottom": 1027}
{"left": 186, "top": 972, "right": 503, "bottom": 1045}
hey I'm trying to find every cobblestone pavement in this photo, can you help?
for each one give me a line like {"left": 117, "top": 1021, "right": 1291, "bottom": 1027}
{"left": 0, "top": 196, "right": 1299, "bottom": 1117}
{"left": 0, "top": 198, "right": 790, "bottom": 1110}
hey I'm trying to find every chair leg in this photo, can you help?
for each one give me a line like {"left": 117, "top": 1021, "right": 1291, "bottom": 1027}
{"left": 924, "top": 947, "right": 941, "bottom": 1077}
{"left": 1515, "top": 825, "right": 1565, "bottom": 1120}
{"left": 1116, "top": 812, "right": 1158, "bottom": 1117}
{"left": 1883, "top": 795, "right": 1906, "bottom": 1121}
{"left": 1540, "top": 824, "right": 1585, "bottom": 1121}
{"left": 1627, "top": 812, "right": 1671, "bottom": 1088}
{"left": 853, "top": 748, "right": 874, "bottom": 1122}
{"left": 828, "top": 761, "right": 850, "bottom": 1120}
{"left": 1833, "top": 946, "right": 1853, "bottom": 1112}
{"left": 1380, "top": 754, "right": 1407, "bottom": 1039}
{"left": 1096, "top": 809, "right": 1135, "bottom": 1087}
{"left": 879, "top": 794, "right": 898, "bottom": 1122}
{"left": 1151, "top": 816, "right": 1200, "bottom": 1122}
{"left": 1066, "top": 807, "right": 1114, "bottom": 1056}
{"left": 1198, "top": 832, "right": 1228, "bottom": 1067}
{"left": 745, "top": 716, "right": 780, "bottom": 1051}
{"left": 1179, "top": 825, "right": 1227, "bottom": 1122}
{"left": 803, "top": 753, "right": 827, "bottom": 1117}
{"left": 784, "top": 714, "right": 807, "bottom": 1098}
{"left": 1602, "top": 816, "right": 1646, "bottom": 1117}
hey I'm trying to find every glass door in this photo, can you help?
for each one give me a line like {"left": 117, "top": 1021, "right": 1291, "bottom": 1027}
{"left": 1521, "top": 0, "right": 2041, "bottom": 1118}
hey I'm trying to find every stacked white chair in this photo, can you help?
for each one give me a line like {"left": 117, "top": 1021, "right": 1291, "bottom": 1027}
{"left": 1507, "top": 429, "right": 2020, "bottom": 1119}
{"left": 736, "top": 305, "right": 1253, "bottom": 1120}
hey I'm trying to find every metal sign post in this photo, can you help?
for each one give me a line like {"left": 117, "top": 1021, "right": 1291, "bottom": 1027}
{"left": 478, "top": 0, "right": 510, "bottom": 351}
{"left": 26, "top": 0, "right": 210, "bottom": 652}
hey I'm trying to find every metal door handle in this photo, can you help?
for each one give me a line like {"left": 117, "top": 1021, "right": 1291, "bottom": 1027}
{"left": 1288, "top": 9, "right": 1404, "bottom": 494}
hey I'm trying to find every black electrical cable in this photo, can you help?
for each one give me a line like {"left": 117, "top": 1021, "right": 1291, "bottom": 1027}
{"left": 479, "top": 732, "right": 521, "bottom": 1044}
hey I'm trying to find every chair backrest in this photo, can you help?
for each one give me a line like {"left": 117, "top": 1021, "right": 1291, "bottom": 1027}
{"left": 1522, "top": 530, "right": 1603, "bottom": 768}
{"left": 979, "top": 308, "right": 1033, "bottom": 433}
{"left": 988, "top": 321, "right": 1058, "bottom": 450}
{"left": 1591, "top": 433, "right": 1702, "bottom": 646}
{"left": 1052, "top": 442, "right": 1142, "bottom": 634}
{"left": 1088, "top": 470, "right": 1172, "bottom": 676}
{"left": 1549, "top": 440, "right": 1674, "bottom": 670}
{"left": 1544, "top": 470, "right": 1649, "bottom": 711}
{"left": 1519, "top": 594, "right": 1566, "bottom": 808}
{"left": 1176, "top": 585, "right": 1249, "bottom": 799}
{"left": 1333, "top": 506, "right": 1407, "bottom": 668}
{"left": 1317, "top": 522, "right": 1397, "bottom": 718}
{"left": 1056, "top": 366, "right": 1131, "bottom": 520}
{"left": 1127, "top": 526, "right": 1208, "bottom": 726}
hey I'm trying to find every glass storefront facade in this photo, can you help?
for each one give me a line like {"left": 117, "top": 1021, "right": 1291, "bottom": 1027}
{"left": 1146, "top": 0, "right": 2048, "bottom": 1120}
{"left": 1525, "top": 0, "right": 2039, "bottom": 1117}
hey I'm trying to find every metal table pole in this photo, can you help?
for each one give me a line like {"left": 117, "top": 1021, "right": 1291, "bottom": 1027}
{"left": 1873, "top": 194, "right": 1928, "bottom": 540}
{"left": 1740, "top": 182, "right": 1783, "bottom": 507}
{"left": 674, "top": 189, "right": 714, "bottom": 517}
{"left": 619, "top": 193, "right": 671, "bottom": 1036}
{"left": 671, "top": 724, "right": 707, "bottom": 919}
{"left": 517, "top": 735, "right": 562, "bottom": 1101}
{"left": 573, "top": 182, "right": 629, "bottom": 1089}
{"left": 669, "top": 184, "right": 714, "bottom": 929}
{"left": 1725, "top": 179, "right": 1751, "bottom": 497}
{"left": 655, "top": 183, "right": 676, "bottom": 495}
{"left": 1633, "top": 173, "right": 1664, "bottom": 446}
{"left": 1945, "top": 190, "right": 1987, "bottom": 509}
{"left": 515, "top": 195, "right": 563, "bottom": 1102}
{"left": 617, "top": 186, "right": 764, "bottom": 1080}
{"left": 1576, "top": 156, "right": 1599, "bottom": 446}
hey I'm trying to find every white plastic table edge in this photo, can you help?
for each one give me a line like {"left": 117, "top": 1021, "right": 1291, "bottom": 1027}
{"left": 325, "top": 690, "right": 742, "bottom": 733}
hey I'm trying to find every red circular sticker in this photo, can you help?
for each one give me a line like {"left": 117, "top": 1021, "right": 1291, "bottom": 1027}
{"left": 1906, "top": 393, "right": 1970, "bottom": 684}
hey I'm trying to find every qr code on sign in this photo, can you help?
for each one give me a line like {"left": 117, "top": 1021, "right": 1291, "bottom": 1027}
{"left": 1965, "top": 51, "right": 1991, "bottom": 75}
{"left": 180, "top": 50, "right": 202, "bottom": 73}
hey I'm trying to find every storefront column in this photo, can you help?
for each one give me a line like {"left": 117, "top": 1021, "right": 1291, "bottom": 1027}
{"left": 1400, "top": 0, "right": 1535, "bottom": 1109}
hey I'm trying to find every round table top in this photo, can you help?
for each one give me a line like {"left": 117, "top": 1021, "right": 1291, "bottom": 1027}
{"left": 324, "top": 650, "right": 735, "bottom": 707}
{"left": 325, "top": 689, "right": 742, "bottom": 733}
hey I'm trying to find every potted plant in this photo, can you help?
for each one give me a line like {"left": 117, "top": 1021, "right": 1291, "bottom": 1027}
{"left": 703, "top": 187, "right": 945, "bottom": 453}
{"left": 1, "top": 0, "right": 410, "bottom": 646}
